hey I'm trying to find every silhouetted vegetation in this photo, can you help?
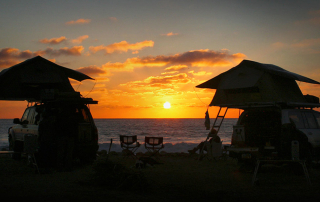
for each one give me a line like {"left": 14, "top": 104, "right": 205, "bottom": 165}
{"left": 89, "top": 157, "right": 149, "bottom": 192}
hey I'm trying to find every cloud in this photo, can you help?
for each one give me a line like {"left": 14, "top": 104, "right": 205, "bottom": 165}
{"left": 271, "top": 42, "right": 287, "bottom": 49}
{"left": 161, "top": 32, "right": 180, "bottom": 36}
{"left": 161, "top": 71, "right": 178, "bottom": 75}
{"left": 76, "top": 65, "right": 107, "bottom": 76}
{"left": 89, "top": 40, "right": 154, "bottom": 54}
{"left": 165, "top": 65, "right": 188, "bottom": 71}
{"left": 296, "top": 17, "right": 320, "bottom": 26}
{"left": 0, "top": 59, "right": 18, "bottom": 68}
{"left": 71, "top": 35, "right": 89, "bottom": 44}
{"left": 65, "top": 19, "right": 91, "bottom": 25}
{"left": 0, "top": 46, "right": 84, "bottom": 68}
{"left": 39, "top": 36, "right": 67, "bottom": 45}
{"left": 295, "top": 9, "right": 320, "bottom": 26}
{"left": 96, "top": 49, "right": 246, "bottom": 72}
{"left": 100, "top": 104, "right": 155, "bottom": 109}
{"left": 109, "top": 17, "right": 118, "bottom": 22}
{"left": 121, "top": 73, "right": 191, "bottom": 89}
{"left": 0, "top": 48, "right": 41, "bottom": 60}
{"left": 291, "top": 38, "right": 320, "bottom": 48}
{"left": 102, "top": 62, "right": 127, "bottom": 69}
{"left": 43, "top": 46, "right": 84, "bottom": 56}
{"left": 188, "top": 70, "right": 212, "bottom": 76}
{"left": 271, "top": 38, "right": 320, "bottom": 53}
{"left": 126, "top": 49, "right": 246, "bottom": 68}
{"left": 0, "top": 46, "right": 84, "bottom": 59}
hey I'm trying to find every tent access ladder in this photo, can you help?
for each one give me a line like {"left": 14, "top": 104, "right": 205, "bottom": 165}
{"left": 211, "top": 107, "right": 228, "bottom": 135}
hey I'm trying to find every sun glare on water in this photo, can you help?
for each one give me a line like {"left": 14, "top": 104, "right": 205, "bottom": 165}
{"left": 163, "top": 102, "right": 171, "bottom": 109}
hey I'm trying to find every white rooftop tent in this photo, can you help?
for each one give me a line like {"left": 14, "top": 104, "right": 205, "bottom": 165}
{"left": 0, "top": 56, "right": 94, "bottom": 101}
{"left": 196, "top": 60, "right": 320, "bottom": 108}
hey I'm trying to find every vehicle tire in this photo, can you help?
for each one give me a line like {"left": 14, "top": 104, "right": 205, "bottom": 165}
{"left": 8, "top": 135, "right": 14, "bottom": 151}
{"left": 79, "top": 153, "right": 96, "bottom": 165}
{"left": 238, "top": 159, "right": 256, "bottom": 173}
{"left": 305, "top": 144, "right": 314, "bottom": 165}
{"left": 298, "top": 140, "right": 313, "bottom": 164}
{"left": 291, "top": 162, "right": 305, "bottom": 175}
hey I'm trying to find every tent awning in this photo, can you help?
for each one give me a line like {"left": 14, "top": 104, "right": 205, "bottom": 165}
{"left": 196, "top": 60, "right": 320, "bottom": 107}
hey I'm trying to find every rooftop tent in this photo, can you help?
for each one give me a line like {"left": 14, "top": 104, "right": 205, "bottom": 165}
{"left": 0, "top": 56, "right": 93, "bottom": 101}
{"left": 196, "top": 60, "right": 320, "bottom": 107}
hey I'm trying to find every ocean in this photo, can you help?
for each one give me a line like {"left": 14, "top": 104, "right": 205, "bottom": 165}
{"left": 0, "top": 118, "right": 237, "bottom": 153}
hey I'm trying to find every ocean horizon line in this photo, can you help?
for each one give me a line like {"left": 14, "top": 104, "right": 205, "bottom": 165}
{"left": 0, "top": 117, "right": 239, "bottom": 120}
{"left": 93, "top": 117, "right": 238, "bottom": 119}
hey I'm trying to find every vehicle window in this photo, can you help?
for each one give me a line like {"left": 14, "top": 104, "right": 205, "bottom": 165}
{"left": 313, "top": 111, "right": 320, "bottom": 128}
{"left": 288, "top": 111, "right": 305, "bottom": 129}
{"left": 27, "top": 108, "right": 35, "bottom": 124}
{"left": 27, "top": 108, "right": 38, "bottom": 125}
{"left": 303, "top": 112, "right": 318, "bottom": 129}
{"left": 21, "top": 108, "right": 30, "bottom": 122}
{"left": 76, "top": 108, "right": 91, "bottom": 123}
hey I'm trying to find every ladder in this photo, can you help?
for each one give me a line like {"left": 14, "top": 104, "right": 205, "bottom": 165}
{"left": 211, "top": 107, "right": 228, "bottom": 135}
{"left": 198, "top": 107, "right": 228, "bottom": 160}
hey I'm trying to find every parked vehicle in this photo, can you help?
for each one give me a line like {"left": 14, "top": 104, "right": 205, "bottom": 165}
{"left": 8, "top": 98, "right": 99, "bottom": 165}
{"left": 229, "top": 104, "right": 320, "bottom": 163}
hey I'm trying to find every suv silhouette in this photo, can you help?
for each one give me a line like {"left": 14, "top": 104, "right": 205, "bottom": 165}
{"left": 229, "top": 105, "right": 320, "bottom": 163}
{"left": 8, "top": 98, "right": 98, "bottom": 166}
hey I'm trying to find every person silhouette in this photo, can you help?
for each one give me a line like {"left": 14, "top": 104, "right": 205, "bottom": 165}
{"left": 188, "top": 128, "right": 220, "bottom": 154}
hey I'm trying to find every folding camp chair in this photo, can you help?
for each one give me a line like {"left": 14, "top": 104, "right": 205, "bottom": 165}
{"left": 200, "top": 141, "right": 223, "bottom": 161}
{"left": 206, "top": 141, "right": 223, "bottom": 160}
{"left": 120, "top": 135, "right": 140, "bottom": 158}
{"left": 144, "top": 137, "right": 164, "bottom": 157}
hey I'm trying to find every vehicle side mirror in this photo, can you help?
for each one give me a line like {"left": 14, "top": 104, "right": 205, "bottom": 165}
{"left": 13, "top": 118, "right": 21, "bottom": 124}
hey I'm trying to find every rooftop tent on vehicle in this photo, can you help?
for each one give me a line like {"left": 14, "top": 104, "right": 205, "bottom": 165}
{"left": 196, "top": 60, "right": 320, "bottom": 107}
{"left": 0, "top": 56, "right": 94, "bottom": 101}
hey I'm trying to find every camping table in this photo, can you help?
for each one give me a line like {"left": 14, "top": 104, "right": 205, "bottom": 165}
{"left": 252, "top": 159, "right": 311, "bottom": 186}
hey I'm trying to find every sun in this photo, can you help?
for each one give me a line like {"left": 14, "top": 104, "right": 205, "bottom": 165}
{"left": 163, "top": 101, "right": 171, "bottom": 109}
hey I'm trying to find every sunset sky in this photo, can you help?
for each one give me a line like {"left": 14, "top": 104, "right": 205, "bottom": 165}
{"left": 0, "top": 0, "right": 320, "bottom": 119}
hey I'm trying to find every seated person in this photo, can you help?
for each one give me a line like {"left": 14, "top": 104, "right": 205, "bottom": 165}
{"left": 188, "top": 128, "right": 220, "bottom": 154}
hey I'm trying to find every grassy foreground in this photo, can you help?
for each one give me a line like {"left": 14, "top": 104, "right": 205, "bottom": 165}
{"left": 0, "top": 151, "right": 320, "bottom": 201}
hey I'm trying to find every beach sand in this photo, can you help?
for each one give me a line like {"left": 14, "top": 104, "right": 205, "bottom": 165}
{"left": 0, "top": 151, "right": 320, "bottom": 201}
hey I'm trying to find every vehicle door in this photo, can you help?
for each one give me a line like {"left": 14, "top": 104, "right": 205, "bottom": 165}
{"left": 290, "top": 110, "right": 320, "bottom": 148}
{"left": 302, "top": 110, "right": 320, "bottom": 148}
{"left": 77, "top": 107, "right": 94, "bottom": 142}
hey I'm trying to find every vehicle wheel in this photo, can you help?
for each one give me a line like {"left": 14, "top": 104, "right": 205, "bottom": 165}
{"left": 305, "top": 144, "right": 314, "bottom": 165}
{"left": 299, "top": 141, "right": 313, "bottom": 164}
{"left": 8, "top": 135, "right": 14, "bottom": 151}
{"left": 291, "top": 162, "right": 305, "bottom": 175}
{"left": 238, "top": 159, "right": 256, "bottom": 173}
{"left": 79, "top": 153, "right": 96, "bottom": 165}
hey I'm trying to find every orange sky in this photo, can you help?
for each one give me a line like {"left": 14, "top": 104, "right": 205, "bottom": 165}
{"left": 0, "top": 100, "right": 243, "bottom": 119}
{"left": 1, "top": 1, "right": 320, "bottom": 119}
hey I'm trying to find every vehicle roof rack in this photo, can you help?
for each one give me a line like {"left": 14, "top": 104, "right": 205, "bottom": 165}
{"left": 44, "top": 97, "right": 98, "bottom": 105}
{"left": 215, "top": 102, "right": 320, "bottom": 109}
